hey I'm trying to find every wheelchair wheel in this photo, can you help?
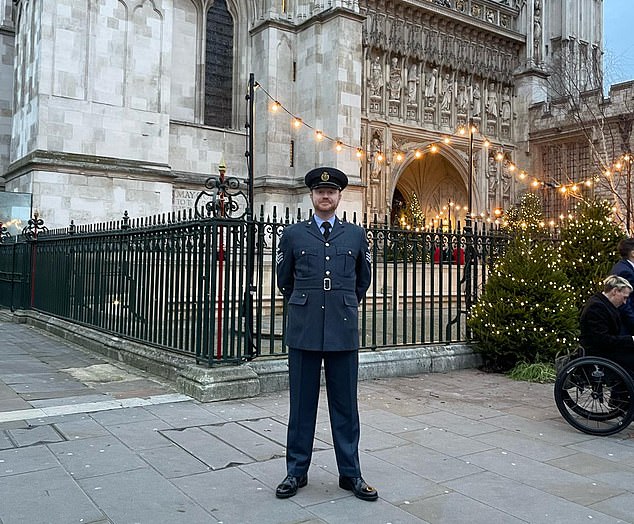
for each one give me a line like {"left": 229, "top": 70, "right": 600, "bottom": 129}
{"left": 554, "top": 356, "right": 634, "bottom": 436}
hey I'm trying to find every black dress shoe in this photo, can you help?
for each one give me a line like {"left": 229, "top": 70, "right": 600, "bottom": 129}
{"left": 338, "top": 476, "right": 379, "bottom": 501}
{"left": 275, "top": 474, "right": 308, "bottom": 499}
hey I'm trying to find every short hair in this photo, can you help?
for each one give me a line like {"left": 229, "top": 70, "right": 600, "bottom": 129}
{"left": 602, "top": 275, "right": 633, "bottom": 293}
{"left": 617, "top": 237, "right": 634, "bottom": 258}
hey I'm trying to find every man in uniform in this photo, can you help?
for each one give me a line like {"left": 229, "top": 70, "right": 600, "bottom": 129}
{"left": 275, "top": 167, "right": 377, "bottom": 501}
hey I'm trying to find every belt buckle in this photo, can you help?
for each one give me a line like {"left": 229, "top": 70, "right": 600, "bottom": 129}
{"left": 323, "top": 277, "right": 331, "bottom": 291}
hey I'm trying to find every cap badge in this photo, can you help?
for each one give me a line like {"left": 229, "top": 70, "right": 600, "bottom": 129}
{"left": 321, "top": 172, "right": 330, "bottom": 182}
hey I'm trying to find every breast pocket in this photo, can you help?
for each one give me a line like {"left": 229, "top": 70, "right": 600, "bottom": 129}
{"left": 293, "top": 248, "right": 318, "bottom": 276}
{"left": 336, "top": 246, "right": 357, "bottom": 275}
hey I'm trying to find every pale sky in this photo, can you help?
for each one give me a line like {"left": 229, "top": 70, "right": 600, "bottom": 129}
{"left": 603, "top": 0, "right": 634, "bottom": 88}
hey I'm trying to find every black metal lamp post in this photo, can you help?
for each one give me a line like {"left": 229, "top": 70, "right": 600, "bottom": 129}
{"left": 466, "top": 118, "right": 475, "bottom": 232}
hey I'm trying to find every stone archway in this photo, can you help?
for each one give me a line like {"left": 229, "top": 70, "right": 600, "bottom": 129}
{"left": 391, "top": 151, "right": 468, "bottom": 229}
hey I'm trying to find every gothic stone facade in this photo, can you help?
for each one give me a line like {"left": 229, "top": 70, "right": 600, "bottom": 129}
{"left": 0, "top": 0, "right": 612, "bottom": 229}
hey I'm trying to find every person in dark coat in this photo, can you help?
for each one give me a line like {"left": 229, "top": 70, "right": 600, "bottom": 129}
{"left": 580, "top": 275, "right": 634, "bottom": 369}
{"left": 275, "top": 166, "right": 377, "bottom": 501}
{"left": 611, "top": 237, "right": 634, "bottom": 332}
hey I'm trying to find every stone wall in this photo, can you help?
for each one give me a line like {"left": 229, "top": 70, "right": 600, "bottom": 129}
{"left": 0, "top": 0, "right": 13, "bottom": 187}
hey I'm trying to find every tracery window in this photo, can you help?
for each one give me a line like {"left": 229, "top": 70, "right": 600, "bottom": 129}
{"left": 205, "top": 0, "right": 234, "bottom": 128}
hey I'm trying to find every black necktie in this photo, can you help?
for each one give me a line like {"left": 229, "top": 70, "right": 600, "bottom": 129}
{"left": 322, "top": 222, "right": 331, "bottom": 240}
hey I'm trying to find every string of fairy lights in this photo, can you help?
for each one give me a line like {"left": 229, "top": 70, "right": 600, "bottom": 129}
{"left": 257, "top": 81, "right": 630, "bottom": 226}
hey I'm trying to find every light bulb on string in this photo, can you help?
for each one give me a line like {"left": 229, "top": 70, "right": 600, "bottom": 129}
{"left": 315, "top": 130, "right": 324, "bottom": 141}
{"left": 293, "top": 117, "right": 302, "bottom": 129}
{"left": 335, "top": 141, "right": 343, "bottom": 152}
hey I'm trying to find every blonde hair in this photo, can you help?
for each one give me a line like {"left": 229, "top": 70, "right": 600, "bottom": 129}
{"left": 602, "top": 275, "right": 633, "bottom": 292}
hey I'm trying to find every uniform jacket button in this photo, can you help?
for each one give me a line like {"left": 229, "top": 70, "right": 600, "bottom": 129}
{"left": 325, "top": 256, "right": 330, "bottom": 260}
{"left": 325, "top": 242, "right": 330, "bottom": 247}
{"left": 326, "top": 270, "right": 331, "bottom": 275}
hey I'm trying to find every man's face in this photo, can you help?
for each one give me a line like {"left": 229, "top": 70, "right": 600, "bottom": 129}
{"left": 311, "top": 187, "right": 341, "bottom": 217}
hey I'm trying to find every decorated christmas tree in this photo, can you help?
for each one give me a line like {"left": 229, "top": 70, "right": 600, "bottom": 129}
{"left": 468, "top": 236, "right": 578, "bottom": 371}
{"left": 559, "top": 199, "right": 625, "bottom": 310}
{"left": 503, "top": 192, "right": 546, "bottom": 237}
{"left": 468, "top": 193, "right": 578, "bottom": 371}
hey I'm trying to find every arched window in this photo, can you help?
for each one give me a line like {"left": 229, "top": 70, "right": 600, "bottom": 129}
{"left": 205, "top": 0, "right": 233, "bottom": 128}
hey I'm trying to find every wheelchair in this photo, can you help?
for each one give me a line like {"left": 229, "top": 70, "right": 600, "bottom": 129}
{"left": 554, "top": 354, "right": 634, "bottom": 436}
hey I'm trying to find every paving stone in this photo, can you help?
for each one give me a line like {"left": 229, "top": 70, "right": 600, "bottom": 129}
{"left": 371, "top": 443, "right": 483, "bottom": 483}
{"left": 464, "top": 448, "right": 624, "bottom": 505}
{"left": 0, "top": 445, "right": 59, "bottom": 476}
{"left": 472, "top": 427, "right": 574, "bottom": 461}
{"left": 29, "top": 392, "right": 113, "bottom": 406}
{"left": 359, "top": 408, "right": 430, "bottom": 434}
{"left": 548, "top": 451, "right": 634, "bottom": 491}
{"left": 78, "top": 467, "right": 214, "bottom": 523}
{"left": 201, "top": 399, "right": 275, "bottom": 421}
{"left": 7, "top": 424, "right": 65, "bottom": 447}
{"left": 444, "top": 471, "right": 623, "bottom": 523}
{"left": 410, "top": 410, "right": 500, "bottom": 437}
{"left": 0, "top": 466, "right": 105, "bottom": 524}
{"left": 172, "top": 467, "right": 310, "bottom": 524}
{"left": 355, "top": 452, "right": 447, "bottom": 504}
{"left": 139, "top": 444, "right": 210, "bottom": 478}
{"left": 202, "top": 420, "right": 286, "bottom": 461}
{"left": 401, "top": 491, "right": 525, "bottom": 523}
{"left": 0, "top": 397, "right": 32, "bottom": 411}
{"left": 49, "top": 435, "right": 147, "bottom": 479}
{"left": 239, "top": 416, "right": 291, "bottom": 447}
{"left": 89, "top": 405, "right": 161, "bottom": 426}
{"left": 589, "top": 492, "right": 634, "bottom": 522}
{"left": 52, "top": 415, "right": 112, "bottom": 440}
{"left": 145, "top": 401, "right": 226, "bottom": 427}
{"left": 484, "top": 413, "right": 593, "bottom": 446}
{"left": 0, "top": 430, "right": 15, "bottom": 450}
{"left": 161, "top": 426, "right": 252, "bottom": 470}
{"left": 106, "top": 419, "right": 173, "bottom": 450}
{"left": 399, "top": 426, "right": 494, "bottom": 457}
{"left": 93, "top": 378, "right": 175, "bottom": 399}
{"left": 309, "top": 496, "right": 428, "bottom": 524}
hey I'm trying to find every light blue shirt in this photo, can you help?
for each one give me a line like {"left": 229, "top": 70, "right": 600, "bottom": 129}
{"left": 313, "top": 215, "right": 335, "bottom": 235}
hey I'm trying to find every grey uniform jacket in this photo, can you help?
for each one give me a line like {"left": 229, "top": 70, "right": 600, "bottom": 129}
{"left": 276, "top": 218, "right": 371, "bottom": 351}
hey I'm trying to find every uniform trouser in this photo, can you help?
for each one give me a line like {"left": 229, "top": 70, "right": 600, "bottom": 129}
{"left": 286, "top": 348, "right": 361, "bottom": 478}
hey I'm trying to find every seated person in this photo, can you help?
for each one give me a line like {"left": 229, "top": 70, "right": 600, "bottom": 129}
{"left": 580, "top": 275, "right": 634, "bottom": 370}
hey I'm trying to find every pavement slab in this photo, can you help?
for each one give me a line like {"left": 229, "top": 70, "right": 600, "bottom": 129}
{"left": 0, "top": 466, "right": 106, "bottom": 524}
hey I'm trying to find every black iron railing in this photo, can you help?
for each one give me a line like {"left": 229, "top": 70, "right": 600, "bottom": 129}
{"left": 0, "top": 210, "right": 508, "bottom": 365}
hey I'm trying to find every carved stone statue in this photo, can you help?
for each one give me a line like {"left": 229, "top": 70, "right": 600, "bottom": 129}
{"left": 425, "top": 68, "right": 437, "bottom": 104}
{"left": 440, "top": 73, "right": 453, "bottom": 111}
{"left": 533, "top": 0, "right": 542, "bottom": 65}
{"left": 487, "top": 155, "right": 498, "bottom": 197}
{"left": 388, "top": 57, "right": 402, "bottom": 100}
{"left": 457, "top": 75, "right": 468, "bottom": 113}
{"left": 471, "top": 83, "right": 481, "bottom": 117}
{"left": 486, "top": 82, "right": 498, "bottom": 119}
{"left": 501, "top": 86, "right": 512, "bottom": 122}
{"left": 369, "top": 56, "right": 383, "bottom": 98}
{"left": 369, "top": 135, "right": 383, "bottom": 182}
{"left": 407, "top": 63, "right": 419, "bottom": 105}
